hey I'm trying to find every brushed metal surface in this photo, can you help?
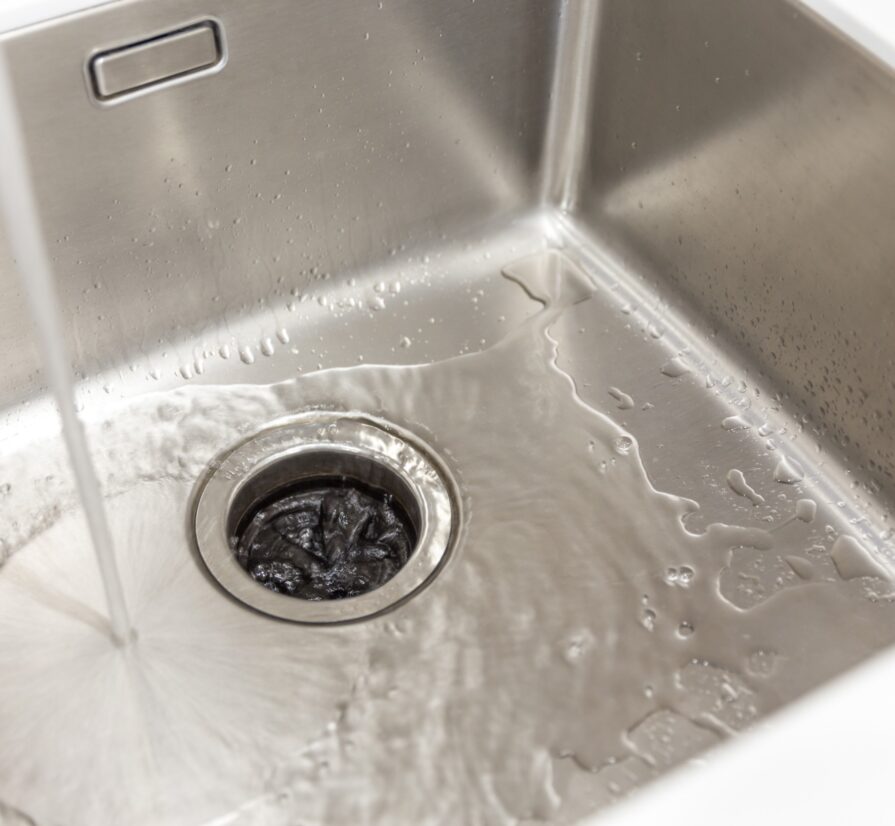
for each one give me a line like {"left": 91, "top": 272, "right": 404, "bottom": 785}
{"left": 90, "top": 21, "right": 223, "bottom": 101}
{"left": 0, "top": 0, "right": 894, "bottom": 822}
{"left": 0, "top": 0, "right": 558, "bottom": 410}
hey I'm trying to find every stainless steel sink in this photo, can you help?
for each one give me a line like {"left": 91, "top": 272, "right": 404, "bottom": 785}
{"left": 0, "top": 1, "right": 893, "bottom": 824}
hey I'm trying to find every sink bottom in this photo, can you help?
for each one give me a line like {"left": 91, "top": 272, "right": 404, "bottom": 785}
{"left": 0, "top": 209, "right": 893, "bottom": 826}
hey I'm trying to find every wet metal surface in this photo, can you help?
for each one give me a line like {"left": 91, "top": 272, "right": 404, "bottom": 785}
{"left": 0, "top": 0, "right": 894, "bottom": 824}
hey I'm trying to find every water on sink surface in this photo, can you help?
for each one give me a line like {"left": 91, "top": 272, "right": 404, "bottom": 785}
{"left": 0, "top": 252, "right": 893, "bottom": 826}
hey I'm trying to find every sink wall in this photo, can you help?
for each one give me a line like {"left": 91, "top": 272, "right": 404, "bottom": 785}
{"left": 0, "top": 0, "right": 560, "bottom": 409}
{"left": 1, "top": 0, "right": 894, "bottom": 509}
{"left": 572, "top": 0, "right": 895, "bottom": 501}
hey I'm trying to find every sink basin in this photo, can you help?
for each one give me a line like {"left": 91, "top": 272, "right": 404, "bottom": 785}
{"left": 0, "top": 1, "right": 893, "bottom": 824}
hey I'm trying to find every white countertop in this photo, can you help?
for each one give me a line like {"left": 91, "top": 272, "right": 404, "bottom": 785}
{"left": 801, "top": 0, "right": 895, "bottom": 68}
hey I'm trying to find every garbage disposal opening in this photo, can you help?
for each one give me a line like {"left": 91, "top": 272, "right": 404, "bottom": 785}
{"left": 229, "top": 450, "right": 420, "bottom": 601}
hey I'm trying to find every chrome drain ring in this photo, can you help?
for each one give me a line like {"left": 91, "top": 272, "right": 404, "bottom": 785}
{"left": 192, "top": 412, "right": 457, "bottom": 623}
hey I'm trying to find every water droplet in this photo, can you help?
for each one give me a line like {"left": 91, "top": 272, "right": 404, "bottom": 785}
{"left": 722, "top": 416, "right": 750, "bottom": 432}
{"left": 795, "top": 499, "right": 817, "bottom": 523}
{"left": 784, "top": 555, "right": 814, "bottom": 580}
{"left": 661, "top": 356, "right": 690, "bottom": 378}
{"left": 260, "top": 338, "right": 275, "bottom": 357}
{"left": 641, "top": 608, "right": 656, "bottom": 632}
{"left": 399, "top": 336, "right": 412, "bottom": 349}
{"left": 665, "top": 566, "right": 694, "bottom": 587}
{"left": 239, "top": 344, "right": 255, "bottom": 365}
{"left": 726, "top": 469, "right": 765, "bottom": 506}
{"left": 563, "top": 629, "right": 594, "bottom": 664}
{"left": 677, "top": 621, "right": 695, "bottom": 638}
{"left": 608, "top": 386, "right": 635, "bottom": 410}
{"left": 774, "top": 457, "right": 804, "bottom": 484}
{"left": 830, "top": 535, "right": 890, "bottom": 581}
{"left": 614, "top": 435, "right": 634, "bottom": 455}
{"left": 745, "top": 649, "right": 780, "bottom": 678}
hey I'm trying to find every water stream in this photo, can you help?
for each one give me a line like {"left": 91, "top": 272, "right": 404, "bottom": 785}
{"left": 0, "top": 53, "right": 132, "bottom": 645}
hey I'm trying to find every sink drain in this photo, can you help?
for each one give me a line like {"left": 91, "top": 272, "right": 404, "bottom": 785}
{"left": 192, "top": 413, "right": 457, "bottom": 623}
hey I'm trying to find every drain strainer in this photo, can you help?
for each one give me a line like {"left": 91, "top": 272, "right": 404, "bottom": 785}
{"left": 192, "top": 413, "right": 457, "bottom": 623}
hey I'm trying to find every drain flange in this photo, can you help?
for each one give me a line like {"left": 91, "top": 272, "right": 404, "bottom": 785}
{"left": 192, "top": 413, "right": 457, "bottom": 623}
